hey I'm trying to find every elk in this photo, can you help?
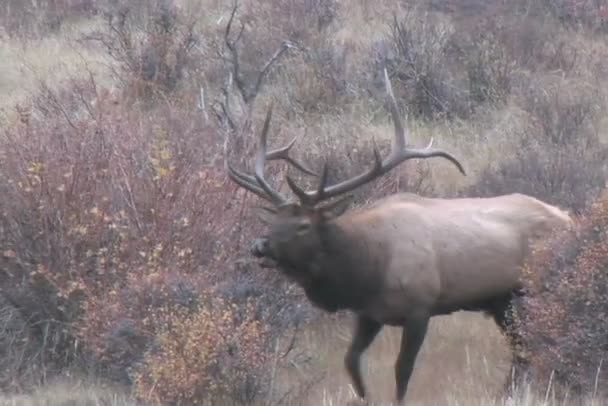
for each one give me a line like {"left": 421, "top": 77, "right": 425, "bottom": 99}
{"left": 226, "top": 69, "right": 573, "bottom": 404}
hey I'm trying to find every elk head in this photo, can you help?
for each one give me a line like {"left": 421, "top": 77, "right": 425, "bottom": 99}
{"left": 226, "top": 69, "right": 466, "bottom": 287}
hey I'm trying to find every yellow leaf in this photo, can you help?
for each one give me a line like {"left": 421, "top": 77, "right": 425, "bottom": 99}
{"left": 2, "top": 250, "right": 16, "bottom": 258}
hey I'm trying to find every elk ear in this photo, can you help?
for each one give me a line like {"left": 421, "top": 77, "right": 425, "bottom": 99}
{"left": 319, "top": 195, "right": 353, "bottom": 221}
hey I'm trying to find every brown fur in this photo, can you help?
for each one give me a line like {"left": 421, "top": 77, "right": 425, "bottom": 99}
{"left": 227, "top": 69, "right": 574, "bottom": 404}
{"left": 252, "top": 192, "right": 572, "bottom": 403}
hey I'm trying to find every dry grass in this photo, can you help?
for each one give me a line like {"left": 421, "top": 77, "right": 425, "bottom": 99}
{"left": 0, "top": 379, "right": 136, "bottom": 406}
{"left": 279, "top": 312, "right": 510, "bottom": 405}
{"left": 1, "top": 0, "right": 608, "bottom": 404}
{"left": 4, "top": 312, "right": 603, "bottom": 405}
{"left": 0, "top": 18, "right": 110, "bottom": 122}
{"left": 272, "top": 312, "right": 606, "bottom": 405}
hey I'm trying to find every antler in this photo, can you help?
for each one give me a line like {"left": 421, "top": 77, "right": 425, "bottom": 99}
{"left": 285, "top": 68, "right": 466, "bottom": 207}
{"left": 227, "top": 105, "right": 317, "bottom": 205}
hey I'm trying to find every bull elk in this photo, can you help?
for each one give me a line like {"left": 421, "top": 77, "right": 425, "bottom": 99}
{"left": 226, "top": 69, "right": 573, "bottom": 404}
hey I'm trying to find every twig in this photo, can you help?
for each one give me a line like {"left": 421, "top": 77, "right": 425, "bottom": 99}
{"left": 117, "top": 161, "right": 143, "bottom": 236}
{"left": 216, "top": 0, "right": 295, "bottom": 127}
{"left": 544, "top": 369, "right": 555, "bottom": 404}
{"left": 281, "top": 319, "right": 301, "bottom": 360}
{"left": 593, "top": 358, "right": 603, "bottom": 399}
{"left": 199, "top": 85, "right": 208, "bottom": 123}
{"left": 267, "top": 337, "right": 281, "bottom": 405}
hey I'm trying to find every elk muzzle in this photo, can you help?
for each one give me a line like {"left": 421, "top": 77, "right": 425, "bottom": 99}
{"left": 251, "top": 237, "right": 271, "bottom": 258}
{"left": 251, "top": 237, "right": 280, "bottom": 269}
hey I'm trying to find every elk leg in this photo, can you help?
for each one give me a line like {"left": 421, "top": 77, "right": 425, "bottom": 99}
{"left": 395, "top": 316, "right": 429, "bottom": 403}
{"left": 344, "top": 316, "right": 382, "bottom": 399}
{"left": 490, "top": 295, "right": 529, "bottom": 393}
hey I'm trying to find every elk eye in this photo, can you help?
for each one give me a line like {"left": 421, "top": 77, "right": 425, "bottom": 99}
{"left": 296, "top": 224, "right": 310, "bottom": 234}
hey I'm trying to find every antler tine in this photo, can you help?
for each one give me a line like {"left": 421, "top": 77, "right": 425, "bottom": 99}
{"left": 227, "top": 134, "right": 316, "bottom": 204}
{"left": 226, "top": 163, "right": 277, "bottom": 202}
{"left": 285, "top": 160, "right": 330, "bottom": 207}
{"left": 381, "top": 68, "right": 466, "bottom": 175}
{"left": 226, "top": 104, "right": 292, "bottom": 206}
{"left": 285, "top": 68, "right": 466, "bottom": 206}
{"left": 384, "top": 67, "right": 406, "bottom": 154}
{"left": 267, "top": 136, "right": 318, "bottom": 176}
{"left": 253, "top": 105, "right": 289, "bottom": 206}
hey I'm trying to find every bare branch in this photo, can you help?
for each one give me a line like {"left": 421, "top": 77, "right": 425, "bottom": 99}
{"left": 250, "top": 40, "right": 298, "bottom": 103}
{"left": 218, "top": 0, "right": 296, "bottom": 122}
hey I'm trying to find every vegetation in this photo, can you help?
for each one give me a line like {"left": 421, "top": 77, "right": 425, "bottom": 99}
{"left": 0, "top": 0, "right": 607, "bottom": 404}
{"left": 513, "top": 192, "right": 608, "bottom": 398}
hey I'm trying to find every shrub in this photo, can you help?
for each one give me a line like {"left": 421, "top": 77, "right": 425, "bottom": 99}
{"left": 377, "top": 8, "right": 516, "bottom": 121}
{"left": 0, "top": 0, "right": 97, "bottom": 38}
{"left": 513, "top": 191, "right": 608, "bottom": 396}
{"left": 243, "top": 0, "right": 338, "bottom": 47}
{"left": 86, "top": 0, "right": 201, "bottom": 101}
{"left": 545, "top": 0, "right": 608, "bottom": 31}
{"left": 133, "top": 297, "right": 269, "bottom": 405}
{"left": 385, "top": 10, "right": 469, "bottom": 120}
{"left": 0, "top": 76, "right": 296, "bottom": 403}
{"left": 466, "top": 77, "right": 608, "bottom": 213}
{"left": 464, "top": 27, "right": 515, "bottom": 106}
{"left": 280, "top": 43, "right": 352, "bottom": 114}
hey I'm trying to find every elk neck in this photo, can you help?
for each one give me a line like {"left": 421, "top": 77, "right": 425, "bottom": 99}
{"left": 298, "top": 218, "right": 386, "bottom": 313}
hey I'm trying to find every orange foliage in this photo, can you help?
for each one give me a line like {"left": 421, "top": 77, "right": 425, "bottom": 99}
{"left": 0, "top": 76, "right": 277, "bottom": 402}
{"left": 514, "top": 192, "right": 608, "bottom": 395}
{"left": 133, "top": 298, "right": 268, "bottom": 404}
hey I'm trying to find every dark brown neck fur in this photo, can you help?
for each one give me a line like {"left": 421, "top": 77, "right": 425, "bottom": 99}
{"left": 294, "top": 222, "right": 386, "bottom": 313}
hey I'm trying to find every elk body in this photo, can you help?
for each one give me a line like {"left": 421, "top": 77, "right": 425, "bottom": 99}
{"left": 226, "top": 70, "right": 573, "bottom": 404}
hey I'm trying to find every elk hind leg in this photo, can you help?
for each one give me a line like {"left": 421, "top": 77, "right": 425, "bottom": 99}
{"left": 344, "top": 316, "right": 382, "bottom": 399}
{"left": 395, "top": 315, "right": 429, "bottom": 403}
{"left": 489, "top": 295, "right": 529, "bottom": 393}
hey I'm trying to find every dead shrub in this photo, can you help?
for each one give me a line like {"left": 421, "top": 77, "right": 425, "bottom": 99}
{"left": 282, "top": 43, "right": 351, "bottom": 114}
{"left": 545, "top": 0, "right": 608, "bottom": 32}
{"left": 466, "top": 78, "right": 608, "bottom": 213}
{"left": 86, "top": 0, "right": 201, "bottom": 101}
{"left": 0, "top": 294, "right": 59, "bottom": 392}
{"left": 0, "top": 0, "right": 97, "bottom": 38}
{"left": 379, "top": 9, "right": 516, "bottom": 121}
{"left": 493, "top": 4, "right": 584, "bottom": 75}
{"left": 385, "top": 10, "right": 469, "bottom": 120}
{"left": 512, "top": 192, "right": 608, "bottom": 396}
{"left": 244, "top": 0, "right": 338, "bottom": 46}
{"left": 464, "top": 28, "right": 515, "bottom": 106}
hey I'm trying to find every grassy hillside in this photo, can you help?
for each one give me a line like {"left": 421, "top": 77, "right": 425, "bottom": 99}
{"left": 0, "top": 0, "right": 607, "bottom": 404}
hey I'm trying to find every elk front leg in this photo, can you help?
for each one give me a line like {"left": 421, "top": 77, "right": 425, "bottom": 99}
{"left": 344, "top": 316, "right": 382, "bottom": 399}
{"left": 395, "top": 316, "right": 429, "bottom": 403}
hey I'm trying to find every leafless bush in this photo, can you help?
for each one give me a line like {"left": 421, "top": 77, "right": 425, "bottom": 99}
{"left": 379, "top": 9, "right": 516, "bottom": 121}
{"left": 281, "top": 43, "right": 352, "bottom": 114}
{"left": 466, "top": 78, "right": 608, "bottom": 213}
{"left": 385, "top": 10, "right": 469, "bottom": 120}
{"left": 243, "top": 0, "right": 338, "bottom": 46}
{"left": 0, "top": 0, "right": 97, "bottom": 38}
{"left": 464, "top": 28, "right": 515, "bottom": 106}
{"left": 544, "top": 0, "right": 608, "bottom": 31}
{"left": 85, "top": 0, "right": 200, "bottom": 101}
